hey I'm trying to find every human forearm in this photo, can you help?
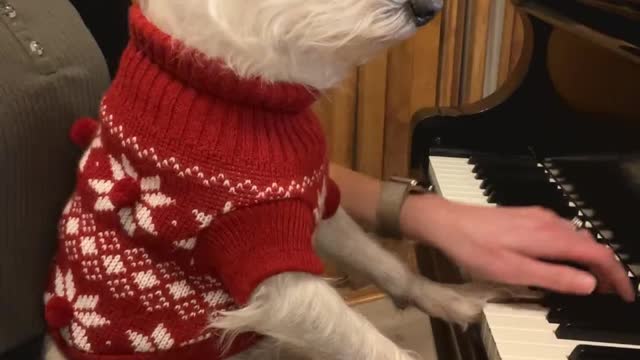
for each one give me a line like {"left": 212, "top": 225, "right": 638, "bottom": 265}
{"left": 328, "top": 162, "right": 446, "bottom": 240}
{"left": 330, "top": 164, "right": 635, "bottom": 302}
{"left": 328, "top": 163, "right": 381, "bottom": 230}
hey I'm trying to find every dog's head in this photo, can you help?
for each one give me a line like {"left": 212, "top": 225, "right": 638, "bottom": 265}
{"left": 139, "top": 0, "right": 442, "bottom": 90}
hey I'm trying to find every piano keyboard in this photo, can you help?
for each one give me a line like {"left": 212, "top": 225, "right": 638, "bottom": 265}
{"left": 427, "top": 152, "right": 640, "bottom": 360}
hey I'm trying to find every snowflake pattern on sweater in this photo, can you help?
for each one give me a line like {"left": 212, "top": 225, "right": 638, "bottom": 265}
{"left": 47, "top": 187, "right": 241, "bottom": 355}
{"left": 44, "top": 5, "right": 338, "bottom": 360}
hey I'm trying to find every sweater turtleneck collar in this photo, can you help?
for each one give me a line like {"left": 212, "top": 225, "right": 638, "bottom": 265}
{"left": 99, "top": 5, "right": 328, "bottom": 179}
{"left": 126, "top": 5, "right": 319, "bottom": 113}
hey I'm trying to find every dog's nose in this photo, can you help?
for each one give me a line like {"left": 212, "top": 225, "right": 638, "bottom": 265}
{"left": 408, "top": 0, "right": 443, "bottom": 27}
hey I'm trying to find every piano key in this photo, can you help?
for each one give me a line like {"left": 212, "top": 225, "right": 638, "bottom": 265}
{"left": 430, "top": 154, "right": 640, "bottom": 278}
{"left": 556, "top": 323, "right": 640, "bottom": 346}
{"left": 544, "top": 293, "right": 640, "bottom": 323}
{"left": 468, "top": 155, "right": 539, "bottom": 167}
{"left": 428, "top": 152, "right": 640, "bottom": 360}
{"left": 473, "top": 168, "right": 550, "bottom": 181}
{"left": 482, "top": 303, "right": 640, "bottom": 359}
{"left": 569, "top": 344, "right": 640, "bottom": 360}
{"left": 429, "top": 156, "right": 494, "bottom": 206}
{"left": 485, "top": 320, "right": 638, "bottom": 359}
{"left": 600, "top": 229, "right": 615, "bottom": 240}
{"left": 556, "top": 305, "right": 640, "bottom": 336}
{"left": 549, "top": 168, "right": 563, "bottom": 176}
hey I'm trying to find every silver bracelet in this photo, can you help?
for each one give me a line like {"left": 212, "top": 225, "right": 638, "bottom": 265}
{"left": 376, "top": 177, "right": 426, "bottom": 239}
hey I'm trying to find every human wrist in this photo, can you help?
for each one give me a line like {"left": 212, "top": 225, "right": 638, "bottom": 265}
{"left": 329, "top": 163, "right": 381, "bottom": 229}
{"left": 398, "top": 192, "right": 451, "bottom": 246}
{"left": 374, "top": 177, "right": 428, "bottom": 239}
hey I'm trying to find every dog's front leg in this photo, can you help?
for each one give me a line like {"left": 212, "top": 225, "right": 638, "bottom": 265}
{"left": 314, "top": 207, "right": 535, "bottom": 329}
{"left": 211, "top": 272, "right": 419, "bottom": 360}
{"left": 42, "top": 335, "right": 66, "bottom": 360}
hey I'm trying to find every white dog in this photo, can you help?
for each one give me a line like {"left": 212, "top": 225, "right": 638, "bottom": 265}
{"left": 43, "top": 1, "right": 531, "bottom": 359}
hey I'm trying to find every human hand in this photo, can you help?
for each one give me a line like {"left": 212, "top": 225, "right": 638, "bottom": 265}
{"left": 399, "top": 194, "right": 636, "bottom": 302}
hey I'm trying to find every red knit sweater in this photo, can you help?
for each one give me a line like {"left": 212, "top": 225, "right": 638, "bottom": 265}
{"left": 43, "top": 5, "right": 339, "bottom": 360}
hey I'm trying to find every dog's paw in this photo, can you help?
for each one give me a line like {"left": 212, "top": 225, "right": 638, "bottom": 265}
{"left": 403, "top": 349, "right": 425, "bottom": 360}
{"left": 378, "top": 348, "right": 423, "bottom": 360}
{"left": 405, "top": 280, "right": 543, "bottom": 330}
{"left": 452, "top": 282, "right": 544, "bottom": 304}
{"left": 406, "top": 280, "right": 485, "bottom": 330}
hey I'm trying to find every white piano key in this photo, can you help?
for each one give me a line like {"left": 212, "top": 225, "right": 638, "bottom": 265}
{"left": 484, "top": 302, "right": 550, "bottom": 319}
{"left": 445, "top": 195, "right": 489, "bottom": 203}
{"left": 430, "top": 175, "right": 482, "bottom": 185}
{"left": 429, "top": 155, "right": 473, "bottom": 164}
{"left": 429, "top": 155, "right": 495, "bottom": 206}
{"left": 429, "top": 154, "right": 640, "bottom": 360}
{"left": 430, "top": 169, "right": 481, "bottom": 180}
{"left": 488, "top": 323, "right": 640, "bottom": 359}
{"left": 482, "top": 302, "right": 640, "bottom": 360}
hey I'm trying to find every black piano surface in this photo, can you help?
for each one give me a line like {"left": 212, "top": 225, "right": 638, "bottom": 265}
{"left": 411, "top": 0, "right": 640, "bottom": 168}
{"left": 410, "top": 0, "right": 640, "bottom": 359}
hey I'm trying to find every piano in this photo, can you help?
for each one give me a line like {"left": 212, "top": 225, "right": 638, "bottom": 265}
{"left": 409, "top": 0, "right": 640, "bottom": 359}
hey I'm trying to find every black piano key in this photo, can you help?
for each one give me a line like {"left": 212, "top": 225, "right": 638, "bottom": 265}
{"left": 464, "top": 153, "right": 640, "bottom": 296}
{"left": 581, "top": 208, "right": 597, "bottom": 218}
{"left": 472, "top": 166, "right": 549, "bottom": 179}
{"left": 548, "top": 306, "right": 640, "bottom": 328}
{"left": 555, "top": 323, "right": 640, "bottom": 346}
{"left": 545, "top": 292, "right": 640, "bottom": 341}
{"left": 476, "top": 170, "right": 554, "bottom": 182}
{"left": 569, "top": 344, "right": 640, "bottom": 360}
{"left": 607, "top": 234, "right": 640, "bottom": 260}
{"left": 548, "top": 161, "right": 640, "bottom": 264}
{"left": 561, "top": 315, "right": 640, "bottom": 332}
{"left": 629, "top": 263, "right": 640, "bottom": 276}
{"left": 477, "top": 180, "right": 556, "bottom": 192}
{"left": 482, "top": 181, "right": 564, "bottom": 197}
{"left": 455, "top": 153, "right": 640, "bottom": 299}
{"left": 487, "top": 193, "right": 578, "bottom": 218}
{"left": 545, "top": 292, "right": 639, "bottom": 308}
{"left": 486, "top": 187, "right": 566, "bottom": 202}
{"left": 468, "top": 155, "right": 538, "bottom": 167}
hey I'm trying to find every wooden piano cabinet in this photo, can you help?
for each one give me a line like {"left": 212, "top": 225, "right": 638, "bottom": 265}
{"left": 546, "top": 30, "right": 640, "bottom": 122}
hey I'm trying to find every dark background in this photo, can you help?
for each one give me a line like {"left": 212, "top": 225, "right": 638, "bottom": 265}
{"left": 69, "top": 0, "right": 131, "bottom": 78}
{"left": 0, "top": 1, "right": 131, "bottom": 359}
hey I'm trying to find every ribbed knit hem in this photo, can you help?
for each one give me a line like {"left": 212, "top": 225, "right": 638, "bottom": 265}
{"left": 197, "top": 200, "right": 325, "bottom": 304}
{"left": 220, "top": 250, "right": 325, "bottom": 305}
{"left": 49, "top": 329, "right": 260, "bottom": 360}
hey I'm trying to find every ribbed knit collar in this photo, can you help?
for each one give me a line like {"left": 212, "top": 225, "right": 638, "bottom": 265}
{"left": 127, "top": 5, "right": 318, "bottom": 113}
{"left": 99, "top": 5, "right": 327, "bottom": 178}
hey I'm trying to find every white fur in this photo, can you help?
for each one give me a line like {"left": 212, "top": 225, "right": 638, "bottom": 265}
{"left": 212, "top": 272, "right": 421, "bottom": 360}
{"left": 137, "top": 0, "right": 417, "bottom": 90}
{"left": 44, "top": 1, "right": 538, "bottom": 359}
{"left": 205, "top": 209, "right": 533, "bottom": 360}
